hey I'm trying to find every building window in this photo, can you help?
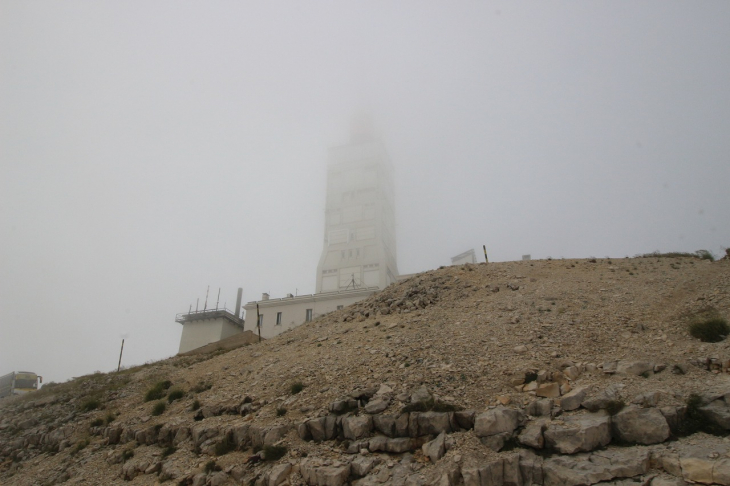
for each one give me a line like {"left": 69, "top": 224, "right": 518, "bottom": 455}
{"left": 337, "top": 305, "right": 343, "bottom": 310}
{"left": 305, "top": 309, "right": 313, "bottom": 322}
{"left": 276, "top": 312, "right": 282, "bottom": 325}
{"left": 257, "top": 314, "right": 264, "bottom": 327}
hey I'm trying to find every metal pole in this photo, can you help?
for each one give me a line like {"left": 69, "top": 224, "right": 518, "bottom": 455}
{"left": 483, "top": 245, "right": 489, "bottom": 263}
{"left": 117, "top": 339, "right": 125, "bottom": 372}
{"left": 216, "top": 288, "right": 220, "bottom": 310}
{"left": 256, "top": 303, "right": 261, "bottom": 343}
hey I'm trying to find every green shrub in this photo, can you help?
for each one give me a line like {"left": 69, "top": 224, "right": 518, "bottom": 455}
{"left": 290, "top": 382, "right": 305, "bottom": 394}
{"left": 690, "top": 318, "right": 730, "bottom": 343}
{"left": 90, "top": 418, "right": 104, "bottom": 427}
{"left": 191, "top": 399, "right": 201, "bottom": 411}
{"left": 79, "top": 398, "right": 101, "bottom": 412}
{"left": 144, "top": 381, "right": 171, "bottom": 402}
{"left": 696, "top": 250, "right": 715, "bottom": 261}
{"left": 161, "top": 446, "right": 177, "bottom": 458}
{"left": 191, "top": 381, "right": 212, "bottom": 393}
{"left": 204, "top": 460, "right": 220, "bottom": 473}
{"left": 605, "top": 400, "right": 625, "bottom": 416}
{"left": 276, "top": 407, "right": 287, "bottom": 417}
{"left": 70, "top": 438, "right": 90, "bottom": 455}
{"left": 263, "top": 445, "right": 287, "bottom": 461}
{"left": 167, "top": 388, "right": 185, "bottom": 403}
{"left": 105, "top": 412, "right": 116, "bottom": 424}
{"left": 121, "top": 449, "right": 134, "bottom": 462}
{"left": 151, "top": 401, "right": 166, "bottom": 416}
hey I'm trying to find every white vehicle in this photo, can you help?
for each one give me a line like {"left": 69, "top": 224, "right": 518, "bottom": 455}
{"left": 0, "top": 371, "right": 42, "bottom": 399}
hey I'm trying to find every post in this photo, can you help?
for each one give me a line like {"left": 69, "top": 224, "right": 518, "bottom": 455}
{"left": 256, "top": 303, "right": 261, "bottom": 343}
{"left": 483, "top": 245, "right": 489, "bottom": 263}
{"left": 117, "top": 339, "right": 125, "bottom": 372}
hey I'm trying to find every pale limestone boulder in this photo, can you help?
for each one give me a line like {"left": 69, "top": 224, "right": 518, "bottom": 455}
{"left": 363, "top": 398, "right": 389, "bottom": 414}
{"left": 518, "top": 418, "right": 548, "bottom": 449}
{"left": 560, "top": 387, "right": 588, "bottom": 411}
{"left": 422, "top": 432, "right": 446, "bottom": 463}
{"left": 612, "top": 407, "right": 670, "bottom": 444}
{"left": 372, "top": 414, "right": 395, "bottom": 437}
{"left": 563, "top": 366, "right": 581, "bottom": 380}
{"left": 542, "top": 449, "right": 648, "bottom": 486}
{"left": 700, "top": 399, "right": 730, "bottom": 430}
{"left": 474, "top": 406, "right": 525, "bottom": 438}
{"left": 416, "top": 411, "right": 452, "bottom": 435}
{"left": 526, "top": 398, "right": 553, "bottom": 417}
{"left": 351, "top": 456, "right": 379, "bottom": 477}
{"left": 680, "top": 456, "right": 714, "bottom": 484}
{"left": 543, "top": 412, "right": 611, "bottom": 454}
{"left": 616, "top": 360, "right": 654, "bottom": 376}
{"left": 268, "top": 463, "right": 292, "bottom": 486}
{"left": 342, "top": 415, "right": 373, "bottom": 440}
{"left": 536, "top": 382, "right": 561, "bottom": 398}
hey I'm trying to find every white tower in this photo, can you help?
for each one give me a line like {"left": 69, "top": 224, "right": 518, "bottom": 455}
{"left": 316, "top": 116, "right": 399, "bottom": 293}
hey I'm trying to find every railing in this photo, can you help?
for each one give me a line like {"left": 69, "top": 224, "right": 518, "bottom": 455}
{"left": 175, "top": 307, "right": 243, "bottom": 325}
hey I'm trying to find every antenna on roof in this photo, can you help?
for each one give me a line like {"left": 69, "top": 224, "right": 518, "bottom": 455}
{"left": 196, "top": 298, "right": 199, "bottom": 312}
{"left": 204, "top": 286, "right": 209, "bottom": 310}
{"left": 216, "top": 288, "right": 220, "bottom": 310}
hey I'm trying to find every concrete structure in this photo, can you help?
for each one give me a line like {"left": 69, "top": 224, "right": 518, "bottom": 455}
{"left": 522, "top": 254, "right": 531, "bottom": 261}
{"left": 316, "top": 116, "right": 399, "bottom": 292}
{"left": 176, "top": 288, "right": 245, "bottom": 353}
{"left": 451, "top": 249, "right": 477, "bottom": 265}
{"left": 242, "top": 117, "right": 400, "bottom": 339}
{"left": 242, "top": 287, "right": 378, "bottom": 339}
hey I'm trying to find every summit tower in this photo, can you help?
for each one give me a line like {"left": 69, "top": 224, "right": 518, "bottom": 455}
{"left": 315, "top": 116, "right": 399, "bottom": 292}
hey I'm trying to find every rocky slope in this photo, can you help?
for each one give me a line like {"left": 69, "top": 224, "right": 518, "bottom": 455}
{"left": 2, "top": 255, "right": 730, "bottom": 486}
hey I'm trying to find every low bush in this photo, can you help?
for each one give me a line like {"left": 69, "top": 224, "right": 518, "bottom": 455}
{"left": 678, "top": 394, "right": 725, "bottom": 436}
{"left": 263, "top": 445, "right": 287, "bottom": 461}
{"left": 161, "top": 446, "right": 177, "bottom": 458}
{"left": 167, "top": 388, "right": 185, "bottom": 403}
{"left": 151, "top": 401, "right": 166, "bottom": 416}
{"left": 290, "top": 382, "right": 305, "bottom": 395}
{"left": 191, "top": 381, "right": 212, "bottom": 393}
{"left": 605, "top": 400, "right": 625, "bottom": 416}
{"left": 90, "top": 418, "right": 104, "bottom": 427}
{"left": 191, "top": 399, "right": 201, "bottom": 411}
{"left": 214, "top": 435, "right": 235, "bottom": 456}
{"left": 276, "top": 407, "right": 287, "bottom": 417}
{"left": 121, "top": 449, "right": 134, "bottom": 462}
{"left": 204, "top": 460, "right": 220, "bottom": 473}
{"left": 144, "top": 380, "right": 172, "bottom": 402}
{"left": 79, "top": 398, "right": 101, "bottom": 412}
{"left": 690, "top": 318, "right": 730, "bottom": 343}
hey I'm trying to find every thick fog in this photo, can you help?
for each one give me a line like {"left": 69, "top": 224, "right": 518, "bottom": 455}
{"left": 2, "top": 2, "right": 729, "bottom": 385}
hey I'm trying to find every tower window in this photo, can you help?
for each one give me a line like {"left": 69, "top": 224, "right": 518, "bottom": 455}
{"left": 276, "top": 312, "right": 282, "bottom": 325}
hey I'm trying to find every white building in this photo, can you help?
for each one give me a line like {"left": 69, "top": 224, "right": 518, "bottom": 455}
{"left": 243, "top": 117, "right": 399, "bottom": 338}
{"left": 176, "top": 288, "right": 245, "bottom": 353}
{"left": 451, "top": 249, "right": 477, "bottom": 266}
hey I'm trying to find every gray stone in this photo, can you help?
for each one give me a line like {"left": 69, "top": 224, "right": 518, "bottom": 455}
{"left": 543, "top": 412, "right": 611, "bottom": 454}
{"left": 422, "top": 432, "right": 446, "bottom": 463}
{"left": 416, "top": 412, "right": 452, "bottom": 436}
{"left": 342, "top": 415, "right": 373, "bottom": 440}
{"left": 411, "top": 386, "right": 432, "bottom": 404}
{"left": 582, "top": 384, "right": 625, "bottom": 411}
{"left": 372, "top": 414, "right": 396, "bottom": 437}
{"left": 474, "top": 406, "right": 525, "bottom": 437}
{"left": 612, "top": 406, "right": 670, "bottom": 444}
{"left": 351, "top": 456, "right": 379, "bottom": 477}
{"left": 527, "top": 398, "right": 554, "bottom": 417}
{"left": 700, "top": 399, "right": 730, "bottom": 430}
{"left": 518, "top": 419, "right": 547, "bottom": 449}
{"left": 616, "top": 360, "right": 654, "bottom": 376}
{"left": 479, "top": 432, "right": 511, "bottom": 452}
{"left": 364, "top": 398, "right": 390, "bottom": 414}
{"left": 560, "top": 387, "right": 588, "bottom": 411}
{"left": 268, "top": 463, "right": 292, "bottom": 486}
{"left": 542, "top": 448, "right": 649, "bottom": 486}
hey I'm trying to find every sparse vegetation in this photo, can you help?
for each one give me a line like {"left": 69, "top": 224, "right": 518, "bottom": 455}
{"left": 161, "top": 446, "right": 177, "bottom": 458}
{"left": 191, "top": 381, "right": 212, "bottom": 394}
{"left": 70, "top": 438, "right": 90, "bottom": 455}
{"left": 191, "top": 399, "right": 201, "bottom": 411}
{"left": 121, "top": 449, "right": 134, "bottom": 462}
{"left": 167, "top": 388, "right": 185, "bottom": 403}
{"left": 144, "top": 380, "right": 172, "bottom": 402}
{"left": 203, "top": 460, "right": 220, "bottom": 473}
{"left": 290, "top": 381, "right": 305, "bottom": 394}
{"left": 263, "top": 445, "right": 287, "bottom": 461}
{"left": 677, "top": 394, "right": 725, "bottom": 436}
{"left": 151, "top": 401, "right": 166, "bottom": 416}
{"left": 79, "top": 397, "right": 101, "bottom": 413}
{"left": 402, "top": 398, "right": 462, "bottom": 414}
{"left": 276, "top": 407, "right": 287, "bottom": 417}
{"left": 605, "top": 400, "right": 625, "bottom": 416}
{"left": 90, "top": 418, "right": 104, "bottom": 427}
{"left": 689, "top": 318, "right": 730, "bottom": 343}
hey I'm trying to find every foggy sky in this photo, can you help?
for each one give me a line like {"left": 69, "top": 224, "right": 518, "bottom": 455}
{"left": 2, "top": 2, "right": 729, "bottom": 384}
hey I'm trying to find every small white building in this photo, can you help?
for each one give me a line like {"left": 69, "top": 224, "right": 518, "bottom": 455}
{"left": 176, "top": 288, "right": 245, "bottom": 353}
{"left": 451, "top": 249, "right": 477, "bottom": 266}
{"left": 243, "top": 287, "right": 378, "bottom": 339}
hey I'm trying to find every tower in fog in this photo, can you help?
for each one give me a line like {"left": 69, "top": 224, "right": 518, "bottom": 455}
{"left": 315, "top": 116, "right": 399, "bottom": 292}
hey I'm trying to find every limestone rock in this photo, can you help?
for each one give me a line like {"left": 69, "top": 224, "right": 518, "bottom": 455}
{"left": 422, "top": 432, "right": 447, "bottom": 463}
{"left": 612, "top": 406, "right": 670, "bottom": 445}
{"left": 543, "top": 412, "right": 612, "bottom": 454}
{"left": 560, "top": 387, "right": 588, "bottom": 411}
{"left": 342, "top": 415, "right": 373, "bottom": 440}
{"left": 474, "top": 406, "right": 525, "bottom": 438}
{"left": 518, "top": 418, "right": 547, "bottom": 449}
{"left": 536, "top": 382, "right": 561, "bottom": 398}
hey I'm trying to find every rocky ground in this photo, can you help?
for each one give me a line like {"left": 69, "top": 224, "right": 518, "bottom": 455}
{"left": 2, "top": 255, "right": 730, "bottom": 486}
